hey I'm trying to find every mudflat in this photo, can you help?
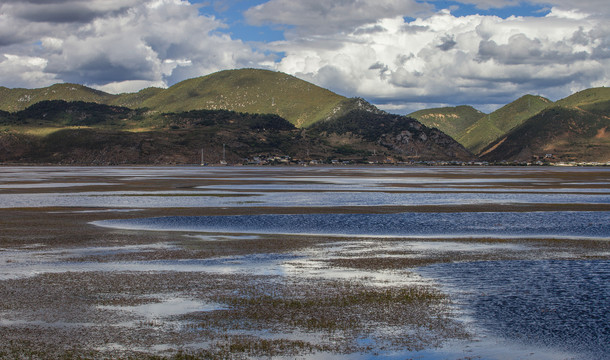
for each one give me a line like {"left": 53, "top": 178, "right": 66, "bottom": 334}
{"left": 0, "top": 166, "right": 608, "bottom": 359}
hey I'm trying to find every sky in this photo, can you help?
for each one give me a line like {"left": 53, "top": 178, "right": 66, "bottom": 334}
{"left": 0, "top": 0, "right": 608, "bottom": 114}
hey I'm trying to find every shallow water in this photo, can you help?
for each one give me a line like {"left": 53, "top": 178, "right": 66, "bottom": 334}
{"left": 1, "top": 166, "right": 609, "bottom": 209}
{"left": 93, "top": 211, "right": 610, "bottom": 239}
{"left": 0, "top": 252, "right": 297, "bottom": 280}
{"left": 3, "top": 190, "right": 610, "bottom": 208}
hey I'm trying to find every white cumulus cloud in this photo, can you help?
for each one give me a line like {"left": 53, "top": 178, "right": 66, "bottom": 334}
{"left": 0, "top": 0, "right": 270, "bottom": 91}
{"left": 264, "top": 3, "right": 609, "bottom": 113}
{"left": 0, "top": 54, "right": 57, "bottom": 88}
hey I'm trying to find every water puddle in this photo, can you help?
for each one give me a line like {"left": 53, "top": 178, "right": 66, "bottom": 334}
{"left": 2, "top": 189, "right": 609, "bottom": 209}
{"left": 320, "top": 240, "right": 526, "bottom": 254}
{"left": 183, "top": 234, "right": 260, "bottom": 241}
{"left": 0, "top": 243, "right": 178, "bottom": 280}
{"left": 1, "top": 239, "right": 430, "bottom": 287}
{"left": 98, "top": 296, "right": 226, "bottom": 320}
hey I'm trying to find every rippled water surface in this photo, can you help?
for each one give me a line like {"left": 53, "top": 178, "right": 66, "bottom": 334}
{"left": 418, "top": 260, "right": 610, "bottom": 359}
{"left": 94, "top": 211, "right": 610, "bottom": 239}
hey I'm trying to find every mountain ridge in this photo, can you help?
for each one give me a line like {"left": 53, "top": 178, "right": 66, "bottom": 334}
{"left": 0, "top": 69, "right": 349, "bottom": 128}
{"left": 0, "top": 70, "right": 608, "bottom": 163}
{"left": 458, "top": 94, "right": 552, "bottom": 154}
{"left": 479, "top": 105, "right": 610, "bottom": 163}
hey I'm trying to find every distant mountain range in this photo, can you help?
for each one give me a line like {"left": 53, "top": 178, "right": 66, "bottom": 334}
{"left": 0, "top": 69, "right": 608, "bottom": 164}
{"left": 410, "top": 87, "right": 610, "bottom": 163}
{"left": 0, "top": 70, "right": 470, "bottom": 165}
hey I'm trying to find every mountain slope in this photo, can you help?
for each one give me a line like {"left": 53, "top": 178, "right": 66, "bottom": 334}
{"left": 480, "top": 89, "right": 610, "bottom": 162}
{"left": 309, "top": 109, "right": 472, "bottom": 161}
{"left": 108, "top": 87, "right": 165, "bottom": 109}
{"left": 480, "top": 106, "right": 610, "bottom": 163}
{"left": 553, "top": 87, "right": 610, "bottom": 119}
{"left": 458, "top": 95, "right": 552, "bottom": 154}
{"left": 0, "top": 100, "right": 305, "bottom": 165}
{"left": 408, "top": 105, "right": 483, "bottom": 141}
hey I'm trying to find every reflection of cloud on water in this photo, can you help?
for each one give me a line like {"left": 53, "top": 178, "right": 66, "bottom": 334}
{"left": 98, "top": 296, "right": 226, "bottom": 320}
{"left": 0, "top": 245, "right": 294, "bottom": 280}
{"left": 2, "top": 185, "right": 610, "bottom": 208}
{"left": 2, "top": 235, "right": 490, "bottom": 287}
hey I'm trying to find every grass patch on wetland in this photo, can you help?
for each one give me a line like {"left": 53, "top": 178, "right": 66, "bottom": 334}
{"left": 0, "top": 271, "right": 467, "bottom": 359}
{"left": 189, "top": 278, "right": 467, "bottom": 353}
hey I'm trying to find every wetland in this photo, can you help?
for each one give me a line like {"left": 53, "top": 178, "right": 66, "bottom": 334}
{"left": 0, "top": 166, "right": 608, "bottom": 359}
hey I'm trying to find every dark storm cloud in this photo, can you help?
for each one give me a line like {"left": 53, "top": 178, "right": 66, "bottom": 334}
{"left": 354, "top": 25, "right": 387, "bottom": 35}
{"left": 13, "top": 4, "right": 130, "bottom": 23}
{"left": 401, "top": 24, "right": 429, "bottom": 34}
{"left": 244, "top": 0, "right": 430, "bottom": 36}
{"left": 437, "top": 35, "right": 457, "bottom": 51}
{"left": 1, "top": 0, "right": 73, "bottom": 4}
{"left": 0, "top": 35, "right": 23, "bottom": 47}
{"left": 45, "top": 54, "right": 157, "bottom": 84}
{"left": 369, "top": 62, "right": 388, "bottom": 71}
{"left": 478, "top": 34, "right": 589, "bottom": 65}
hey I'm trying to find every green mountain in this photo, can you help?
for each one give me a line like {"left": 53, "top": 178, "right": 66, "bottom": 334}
{"left": 134, "top": 69, "right": 348, "bottom": 127}
{"left": 553, "top": 87, "right": 610, "bottom": 119}
{"left": 3, "top": 70, "right": 606, "bottom": 163}
{"left": 480, "top": 90, "right": 610, "bottom": 163}
{"left": 0, "top": 84, "right": 117, "bottom": 112}
{"left": 457, "top": 95, "right": 552, "bottom": 154}
{"left": 408, "top": 95, "right": 552, "bottom": 155}
{"left": 0, "top": 69, "right": 351, "bottom": 128}
{"left": 408, "top": 105, "right": 483, "bottom": 140}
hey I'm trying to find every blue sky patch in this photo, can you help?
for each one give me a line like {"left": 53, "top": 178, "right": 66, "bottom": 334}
{"left": 430, "top": 1, "right": 551, "bottom": 18}
{"left": 193, "top": 0, "right": 286, "bottom": 42}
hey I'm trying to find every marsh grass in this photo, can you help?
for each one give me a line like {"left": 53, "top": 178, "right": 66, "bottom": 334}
{"left": 189, "top": 278, "right": 465, "bottom": 352}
